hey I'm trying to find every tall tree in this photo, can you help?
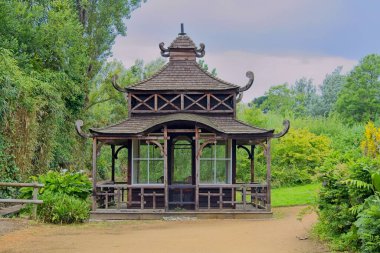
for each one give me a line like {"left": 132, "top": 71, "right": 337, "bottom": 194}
{"left": 312, "top": 66, "right": 346, "bottom": 117}
{"left": 336, "top": 54, "right": 380, "bottom": 124}
{"left": 260, "top": 84, "right": 295, "bottom": 116}
{"left": 75, "top": 0, "right": 144, "bottom": 81}
{"left": 292, "top": 77, "right": 318, "bottom": 117}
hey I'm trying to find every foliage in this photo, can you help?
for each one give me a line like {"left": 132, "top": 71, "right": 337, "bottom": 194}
{"left": 20, "top": 171, "right": 91, "bottom": 223}
{"left": 336, "top": 54, "right": 380, "bottom": 124}
{"left": 75, "top": 0, "right": 144, "bottom": 80}
{"left": 318, "top": 66, "right": 345, "bottom": 117}
{"left": 361, "top": 121, "right": 380, "bottom": 158}
{"left": 21, "top": 171, "right": 92, "bottom": 200}
{"left": 355, "top": 194, "right": 380, "bottom": 253}
{"left": 316, "top": 146, "right": 380, "bottom": 252}
{"left": 37, "top": 192, "right": 90, "bottom": 224}
{"left": 271, "top": 128, "right": 331, "bottom": 186}
{"left": 0, "top": 0, "right": 144, "bottom": 179}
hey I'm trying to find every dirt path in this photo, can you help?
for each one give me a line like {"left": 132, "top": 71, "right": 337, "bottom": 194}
{"left": 0, "top": 206, "right": 328, "bottom": 253}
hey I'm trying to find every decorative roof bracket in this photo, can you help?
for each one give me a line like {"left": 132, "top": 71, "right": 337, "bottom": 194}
{"left": 273, "top": 120, "right": 290, "bottom": 138}
{"left": 239, "top": 71, "right": 254, "bottom": 92}
{"left": 195, "top": 43, "right": 205, "bottom": 58}
{"left": 112, "top": 75, "right": 128, "bottom": 93}
{"left": 159, "top": 42, "right": 170, "bottom": 57}
{"left": 75, "top": 120, "right": 92, "bottom": 138}
{"left": 236, "top": 71, "right": 254, "bottom": 103}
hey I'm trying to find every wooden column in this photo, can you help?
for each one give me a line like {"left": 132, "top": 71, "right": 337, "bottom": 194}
{"left": 92, "top": 138, "right": 97, "bottom": 211}
{"left": 232, "top": 140, "right": 236, "bottom": 184}
{"left": 250, "top": 145, "right": 255, "bottom": 183}
{"left": 163, "top": 126, "right": 169, "bottom": 211}
{"left": 266, "top": 139, "right": 271, "bottom": 211}
{"left": 127, "top": 140, "right": 132, "bottom": 207}
{"left": 195, "top": 127, "right": 200, "bottom": 210}
{"left": 111, "top": 145, "right": 115, "bottom": 182}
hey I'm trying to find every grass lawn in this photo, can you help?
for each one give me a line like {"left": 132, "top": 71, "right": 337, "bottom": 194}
{"left": 272, "top": 183, "right": 321, "bottom": 207}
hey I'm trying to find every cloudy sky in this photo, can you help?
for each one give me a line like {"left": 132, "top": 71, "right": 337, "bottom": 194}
{"left": 111, "top": 0, "right": 380, "bottom": 101}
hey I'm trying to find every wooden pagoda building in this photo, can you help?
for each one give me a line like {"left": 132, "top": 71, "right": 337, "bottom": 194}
{"left": 76, "top": 26, "right": 289, "bottom": 220}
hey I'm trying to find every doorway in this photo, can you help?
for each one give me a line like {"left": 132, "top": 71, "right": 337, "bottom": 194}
{"left": 168, "top": 135, "right": 195, "bottom": 209}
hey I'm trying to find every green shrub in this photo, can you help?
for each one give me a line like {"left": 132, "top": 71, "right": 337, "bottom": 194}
{"left": 38, "top": 192, "right": 90, "bottom": 224}
{"left": 21, "top": 170, "right": 91, "bottom": 200}
{"left": 272, "top": 128, "right": 331, "bottom": 186}
{"left": 355, "top": 194, "right": 380, "bottom": 253}
{"left": 20, "top": 170, "right": 91, "bottom": 224}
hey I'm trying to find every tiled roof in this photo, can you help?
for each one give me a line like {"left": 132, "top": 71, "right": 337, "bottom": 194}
{"left": 90, "top": 113, "right": 274, "bottom": 137}
{"left": 127, "top": 60, "right": 239, "bottom": 91}
{"left": 169, "top": 35, "right": 196, "bottom": 49}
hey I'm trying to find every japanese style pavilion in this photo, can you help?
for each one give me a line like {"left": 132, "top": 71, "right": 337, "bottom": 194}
{"left": 76, "top": 26, "right": 289, "bottom": 219}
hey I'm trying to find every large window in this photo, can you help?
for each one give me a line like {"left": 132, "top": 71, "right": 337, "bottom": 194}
{"left": 200, "top": 140, "right": 232, "bottom": 184}
{"left": 132, "top": 140, "right": 164, "bottom": 184}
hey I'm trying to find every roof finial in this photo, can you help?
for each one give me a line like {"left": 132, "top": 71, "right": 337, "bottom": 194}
{"left": 179, "top": 23, "right": 186, "bottom": 35}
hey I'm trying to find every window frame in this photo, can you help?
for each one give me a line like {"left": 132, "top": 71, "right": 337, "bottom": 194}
{"left": 131, "top": 139, "right": 165, "bottom": 185}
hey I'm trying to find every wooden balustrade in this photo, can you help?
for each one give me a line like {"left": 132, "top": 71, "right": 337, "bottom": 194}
{"left": 94, "top": 183, "right": 268, "bottom": 212}
{"left": 0, "top": 182, "right": 44, "bottom": 219}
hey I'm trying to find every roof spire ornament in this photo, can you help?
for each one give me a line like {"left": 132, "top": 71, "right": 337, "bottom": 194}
{"left": 179, "top": 23, "right": 186, "bottom": 35}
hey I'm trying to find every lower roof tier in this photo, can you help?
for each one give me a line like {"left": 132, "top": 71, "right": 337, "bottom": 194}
{"left": 90, "top": 113, "right": 274, "bottom": 139}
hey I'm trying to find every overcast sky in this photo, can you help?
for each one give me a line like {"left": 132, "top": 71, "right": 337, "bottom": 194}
{"left": 111, "top": 0, "right": 380, "bottom": 101}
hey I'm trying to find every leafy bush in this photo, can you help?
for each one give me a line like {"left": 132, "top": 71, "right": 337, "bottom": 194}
{"left": 361, "top": 121, "right": 380, "bottom": 158}
{"left": 271, "top": 128, "right": 331, "bottom": 186}
{"left": 21, "top": 170, "right": 91, "bottom": 223}
{"left": 355, "top": 194, "right": 380, "bottom": 253}
{"left": 21, "top": 170, "right": 92, "bottom": 200}
{"left": 38, "top": 192, "right": 90, "bottom": 224}
{"left": 316, "top": 154, "right": 380, "bottom": 252}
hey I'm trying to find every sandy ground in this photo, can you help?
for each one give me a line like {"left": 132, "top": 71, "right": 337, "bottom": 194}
{"left": 0, "top": 206, "right": 328, "bottom": 253}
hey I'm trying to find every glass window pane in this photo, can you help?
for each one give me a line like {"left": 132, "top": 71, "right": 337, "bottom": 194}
{"left": 201, "top": 144, "right": 213, "bottom": 158}
{"left": 137, "top": 141, "right": 149, "bottom": 159}
{"left": 133, "top": 160, "right": 148, "bottom": 184}
{"left": 216, "top": 160, "right": 228, "bottom": 183}
{"left": 200, "top": 160, "right": 214, "bottom": 183}
{"left": 215, "top": 141, "right": 227, "bottom": 158}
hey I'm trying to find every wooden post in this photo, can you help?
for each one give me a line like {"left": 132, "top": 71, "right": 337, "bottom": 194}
{"left": 32, "top": 185, "right": 38, "bottom": 219}
{"left": 250, "top": 145, "right": 255, "bottom": 183}
{"left": 127, "top": 140, "right": 132, "bottom": 207}
{"left": 195, "top": 127, "right": 200, "bottom": 210}
{"left": 266, "top": 139, "right": 271, "bottom": 211}
{"left": 140, "top": 187, "right": 145, "bottom": 209}
{"left": 92, "top": 138, "right": 97, "bottom": 211}
{"left": 111, "top": 145, "right": 115, "bottom": 182}
{"left": 219, "top": 187, "right": 223, "bottom": 209}
{"left": 117, "top": 187, "right": 121, "bottom": 210}
{"left": 163, "top": 126, "right": 169, "bottom": 211}
{"left": 242, "top": 185, "right": 247, "bottom": 211}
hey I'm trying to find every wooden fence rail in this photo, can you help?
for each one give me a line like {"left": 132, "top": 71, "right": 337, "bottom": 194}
{"left": 0, "top": 182, "right": 44, "bottom": 219}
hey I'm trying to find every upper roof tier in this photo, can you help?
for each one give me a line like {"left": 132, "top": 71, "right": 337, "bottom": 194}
{"left": 127, "top": 60, "right": 239, "bottom": 91}
{"left": 126, "top": 31, "right": 241, "bottom": 92}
